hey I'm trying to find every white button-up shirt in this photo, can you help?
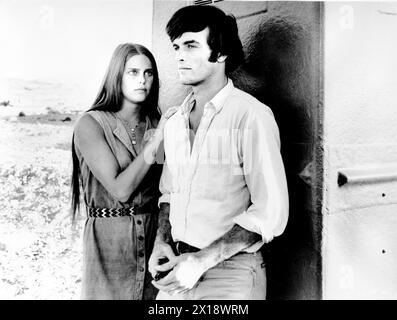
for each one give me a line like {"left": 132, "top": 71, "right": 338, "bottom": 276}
{"left": 159, "top": 80, "right": 289, "bottom": 252}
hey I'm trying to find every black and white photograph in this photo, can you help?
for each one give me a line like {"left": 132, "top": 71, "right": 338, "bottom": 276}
{"left": 0, "top": 0, "right": 396, "bottom": 302}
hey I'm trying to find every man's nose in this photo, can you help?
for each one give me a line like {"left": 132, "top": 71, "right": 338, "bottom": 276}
{"left": 175, "top": 49, "right": 185, "bottom": 62}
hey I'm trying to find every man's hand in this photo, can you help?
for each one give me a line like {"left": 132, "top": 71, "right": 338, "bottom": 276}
{"left": 151, "top": 252, "right": 208, "bottom": 295}
{"left": 148, "top": 240, "right": 176, "bottom": 278}
{"left": 149, "top": 224, "right": 262, "bottom": 296}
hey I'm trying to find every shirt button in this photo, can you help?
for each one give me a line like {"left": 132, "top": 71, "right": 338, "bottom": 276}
{"left": 136, "top": 220, "right": 142, "bottom": 225}
{"left": 138, "top": 251, "right": 144, "bottom": 258}
{"left": 138, "top": 235, "right": 144, "bottom": 241}
{"left": 139, "top": 266, "right": 144, "bottom": 272}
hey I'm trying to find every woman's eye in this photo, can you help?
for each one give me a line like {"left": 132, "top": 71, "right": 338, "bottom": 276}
{"left": 129, "top": 70, "right": 138, "bottom": 75}
{"left": 146, "top": 70, "right": 153, "bottom": 77}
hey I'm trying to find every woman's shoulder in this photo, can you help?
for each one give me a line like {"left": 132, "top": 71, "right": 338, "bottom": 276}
{"left": 74, "top": 112, "right": 103, "bottom": 138}
{"left": 74, "top": 111, "right": 118, "bottom": 151}
{"left": 79, "top": 110, "right": 118, "bottom": 130}
{"left": 75, "top": 110, "right": 116, "bottom": 136}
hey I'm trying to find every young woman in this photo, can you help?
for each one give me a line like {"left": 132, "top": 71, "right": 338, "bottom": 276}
{"left": 70, "top": 43, "right": 177, "bottom": 300}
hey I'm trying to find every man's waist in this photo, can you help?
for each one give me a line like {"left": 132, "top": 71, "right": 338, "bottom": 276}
{"left": 173, "top": 241, "right": 201, "bottom": 255}
{"left": 172, "top": 240, "right": 269, "bottom": 265}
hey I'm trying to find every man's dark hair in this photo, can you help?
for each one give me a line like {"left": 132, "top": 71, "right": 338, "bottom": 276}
{"left": 166, "top": 5, "right": 245, "bottom": 75}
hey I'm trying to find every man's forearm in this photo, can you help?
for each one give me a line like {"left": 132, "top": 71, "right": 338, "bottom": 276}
{"left": 195, "top": 224, "right": 261, "bottom": 270}
{"left": 156, "top": 202, "right": 173, "bottom": 244}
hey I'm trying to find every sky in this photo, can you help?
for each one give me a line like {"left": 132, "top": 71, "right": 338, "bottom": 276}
{"left": 0, "top": 0, "right": 153, "bottom": 100}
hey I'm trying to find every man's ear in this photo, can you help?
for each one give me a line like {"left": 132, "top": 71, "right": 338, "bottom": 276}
{"left": 217, "top": 55, "right": 227, "bottom": 63}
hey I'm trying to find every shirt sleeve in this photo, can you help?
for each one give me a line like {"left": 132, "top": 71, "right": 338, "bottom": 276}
{"left": 158, "top": 158, "right": 172, "bottom": 206}
{"left": 232, "top": 107, "right": 289, "bottom": 253}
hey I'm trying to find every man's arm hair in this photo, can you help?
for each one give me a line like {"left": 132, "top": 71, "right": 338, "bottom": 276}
{"left": 195, "top": 224, "right": 261, "bottom": 270}
{"left": 156, "top": 202, "right": 172, "bottom": 244}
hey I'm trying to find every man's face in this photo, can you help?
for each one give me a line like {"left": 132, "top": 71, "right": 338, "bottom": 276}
{"left": 171, "top": 27, "right": 219, "bottom": 86}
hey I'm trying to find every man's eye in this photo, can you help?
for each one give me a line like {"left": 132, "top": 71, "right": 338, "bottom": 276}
{"left": 187, "top": 44, "right": 194, "bottom": 49}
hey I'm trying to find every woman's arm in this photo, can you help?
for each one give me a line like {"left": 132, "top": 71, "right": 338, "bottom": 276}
{"left": 74, "top": 108, "right": 177, "bottom": 202}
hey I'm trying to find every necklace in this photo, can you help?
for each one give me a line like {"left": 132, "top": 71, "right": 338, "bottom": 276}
{"left": 124, "top": 121, "right": 139, "bottom": 145}
{"left": 116, "top": 113, "right": 140, "bottom": 145}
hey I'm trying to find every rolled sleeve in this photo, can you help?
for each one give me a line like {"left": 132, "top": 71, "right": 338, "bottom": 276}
{"left": 158, "top": 158, "right": 172, "bottom": 207}
{"left": 232, "top": 107, "right": 289, "bottom": 252}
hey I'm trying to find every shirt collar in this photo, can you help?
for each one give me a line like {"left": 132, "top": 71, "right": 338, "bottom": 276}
{"left": 181, "top": 79, "right": 234, "bottom": 115}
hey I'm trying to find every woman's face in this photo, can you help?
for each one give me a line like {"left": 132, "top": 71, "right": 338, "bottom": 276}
{"left": 121, "top": 54, "right": 154, "bottom": 105}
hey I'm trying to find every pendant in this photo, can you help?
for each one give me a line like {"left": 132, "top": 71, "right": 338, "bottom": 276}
{"left": 131, "top": 128, "right": 137, "bottom": 145}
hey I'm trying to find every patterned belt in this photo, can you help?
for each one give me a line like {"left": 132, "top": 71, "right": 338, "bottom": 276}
{"left": 88, "top": 205, "right": 155, "bottom": 218}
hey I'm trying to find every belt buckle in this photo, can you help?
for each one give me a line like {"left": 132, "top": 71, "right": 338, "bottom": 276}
{"left": 175, "top": 241, "right": 182, "bottom": 255}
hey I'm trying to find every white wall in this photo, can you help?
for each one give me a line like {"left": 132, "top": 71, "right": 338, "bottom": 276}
{"left": 323, "top": 2, "right": 397, "bottom": 299}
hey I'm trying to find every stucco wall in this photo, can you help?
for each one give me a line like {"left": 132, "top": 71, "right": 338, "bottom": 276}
{"left": 152, "top": 0, "right": 191, "bottom": 111}
{"left": 152, "top": 1, "right": 323, "bottom": 299}
{"left": 323, "top": 2, "right": 397, "bottom": 299}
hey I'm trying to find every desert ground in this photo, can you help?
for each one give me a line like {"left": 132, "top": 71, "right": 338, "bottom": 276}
{"left": 0, "top": 79, "right": 87, "bottom": 299}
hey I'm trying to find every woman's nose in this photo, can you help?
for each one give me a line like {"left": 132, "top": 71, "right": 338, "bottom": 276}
{"left": 139, "top": 73, "right": 146, "bottom": 84}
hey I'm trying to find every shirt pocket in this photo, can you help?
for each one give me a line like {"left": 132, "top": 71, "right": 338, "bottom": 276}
{"left": 192, "top": 161, "right": 230, "bottom": 201}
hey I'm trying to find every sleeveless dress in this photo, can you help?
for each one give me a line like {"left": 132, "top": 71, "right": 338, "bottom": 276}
{"left": 74, "top": 110, "right": 161, "bottom": 300}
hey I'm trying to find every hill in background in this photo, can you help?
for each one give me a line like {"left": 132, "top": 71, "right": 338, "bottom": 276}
{"left": 0, "top": 78, "right": 92, "bottom": 118}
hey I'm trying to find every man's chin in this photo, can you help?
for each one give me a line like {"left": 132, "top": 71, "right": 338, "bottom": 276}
{"left": 179, "top": 77, "right": 199, "bottom": 86}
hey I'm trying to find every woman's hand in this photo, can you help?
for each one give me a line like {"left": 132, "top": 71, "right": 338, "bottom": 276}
{"left": 155, "top": 106, "right": 179, "bottom": 140}
{"left": 143, "top": 106, "right": 179, "bottom": 144}
{"left": 143, "top": 106, "right": 179, "bottom": 163}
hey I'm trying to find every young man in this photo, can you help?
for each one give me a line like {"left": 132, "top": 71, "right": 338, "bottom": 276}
{"left": 148, "top": 5, "right": 289, "bottom": 300}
